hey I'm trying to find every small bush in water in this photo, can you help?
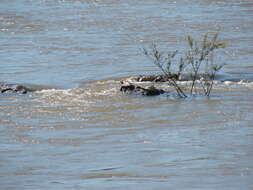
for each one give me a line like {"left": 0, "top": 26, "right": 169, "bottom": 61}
{"left": 143, "top": 32, "right": 227, "bottom": 98}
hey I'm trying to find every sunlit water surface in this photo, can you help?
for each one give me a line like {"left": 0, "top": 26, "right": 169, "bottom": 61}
{"left": 1, "top": 0, "right": 253, "bottom": 189}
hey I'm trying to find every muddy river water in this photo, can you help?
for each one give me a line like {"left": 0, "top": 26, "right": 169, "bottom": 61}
{"left": 0, "top": 0, "right": 253, "bottom": 189}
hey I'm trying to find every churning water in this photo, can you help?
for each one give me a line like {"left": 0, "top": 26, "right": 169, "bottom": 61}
{"left": 0, "top": 0, "right": 253, "bottom": 189}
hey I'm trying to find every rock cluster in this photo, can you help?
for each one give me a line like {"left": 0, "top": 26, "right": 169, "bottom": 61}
{"left": 120, "top": 84, "right": 165, "bottom": 96}
{"left": 0, "top": 84, "right": 33, "bottom": 94}
{"left": 135, "top": 74, "right": 179, "bottom": 82}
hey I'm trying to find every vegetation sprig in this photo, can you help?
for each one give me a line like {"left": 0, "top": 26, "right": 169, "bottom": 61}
{"left": 143, "top": 32, "right": 226, "bottom": 98}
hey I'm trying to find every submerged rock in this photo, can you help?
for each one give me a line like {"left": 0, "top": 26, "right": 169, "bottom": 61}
{"left": 0, "top": 84, "right": 34, "bottom": 94}
{"left": 120, "top": 84, "right": 165, "bottom": 96}
{"left": 120, "top": 84, "right": 135, "bottom": 92}
{"left": 138, "top": 86, "right": 165, "bottom": 96}
{"left": 136, "top": 75, "right": 178, "bottom": 82}
{"left": 137, "top": 75, "right": 163, "bottom": 82}
{"left": 131, "top": 73, "right": 227, "bottom": 82}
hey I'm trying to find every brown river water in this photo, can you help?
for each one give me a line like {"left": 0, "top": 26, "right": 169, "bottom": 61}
{"left": 0, "top": 0, "right": 253, "bottom": 189}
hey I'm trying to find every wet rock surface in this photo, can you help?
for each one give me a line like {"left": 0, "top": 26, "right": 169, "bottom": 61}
{"left": 0, "top": 83, "right": 34, "bottom": 94}
{"left": 119, "top": 73, "right": 244, "bottom": 97}
{"left": 131, "top": 73, "right": 238, "bottom": 82}
{"left": 134, "top": 75, "right": 178, "bottom": 82}
{"left": 120, "top": 83, "right": 165, "bottom": 96}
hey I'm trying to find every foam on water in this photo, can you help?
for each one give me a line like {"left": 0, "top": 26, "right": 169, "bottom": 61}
{"left": 30, "top": 77, "right": 253, "bottom": 107}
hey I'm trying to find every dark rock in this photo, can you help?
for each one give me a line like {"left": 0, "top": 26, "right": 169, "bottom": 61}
{"left": 139, "top": 86, "right": 165, "bottom": 96}
{"left": 0, "top": 84, "right": 34, "bottom": 94}
{"left": 120, "top": 84, "right": 135, "bottom": 92}
{"left": 120, "top": 84, "right": 165, "bottom": 96}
